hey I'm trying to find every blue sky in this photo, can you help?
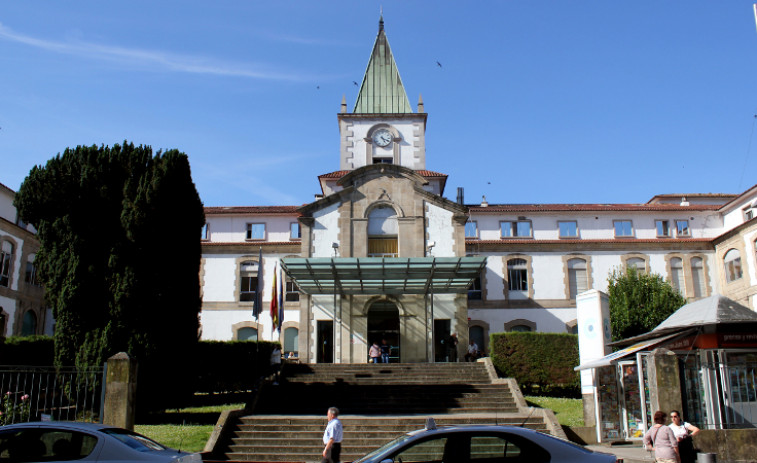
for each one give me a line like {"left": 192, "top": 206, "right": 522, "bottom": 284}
{"left": 2, "top": 1, "right": 757, "bottom": 207}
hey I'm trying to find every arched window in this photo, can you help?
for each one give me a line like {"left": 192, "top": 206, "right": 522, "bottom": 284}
{"left": 284, "top": 327, "right": 299, "bottom": 356}
{"left": 21, "top": 310, "right": 37, "bottom": 336}
{"left": 724, "top": 249, "right": 743, "bottom": 283}
{"left": 240, "top": 261, "right": 259, "bottom": 302}
{"left": 25, "top": 253, "right": 40, "bottom": 287}
{"left": 368, "top": 205, "right": 398, "bottom": 257}
{"left": 691, "top": 257, "right": 706, "bottom": 298}
{"left": 510, "top": 325, "right": 532, "bottom": 332}
{"left": 670, "top": 257, "right": 684, "bottom": 294}
{"left": 0, "top": 241, "right": 13, "bottom": 287}
{"left": 237, "top": 327, "right": 258, "bottom": 341}
{"left": 567, "top": 258, "right": 587, "bottom": 299}
{"left": 626, "top": 257, "right": 646, "bottom": 274}
{"left": 507, "top": 259, "right": 528, "bottom": 292}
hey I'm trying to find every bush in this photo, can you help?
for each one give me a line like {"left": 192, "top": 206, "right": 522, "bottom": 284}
{"left": 193, "top": 340, "right": 279, "bottom": 394}
{"left": 490, "top": 332, "right": 579, "bottom": 397}
{"left": 0, "top": 336, "right": 55, "bottom": 365}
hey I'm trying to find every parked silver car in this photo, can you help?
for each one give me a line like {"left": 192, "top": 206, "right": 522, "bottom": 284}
{"left": 0, "top": 421, "right": 202, "bottom": 462}
{"left": 353, "top": 419, "right": 617, "bottom": 463}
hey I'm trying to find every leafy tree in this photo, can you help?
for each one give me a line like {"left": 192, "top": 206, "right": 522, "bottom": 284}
{"left": 15, "top": 142, "right": 205, "bottom": 409}
{"left": 607, "top": 267, "right": 686, "bottom": 341}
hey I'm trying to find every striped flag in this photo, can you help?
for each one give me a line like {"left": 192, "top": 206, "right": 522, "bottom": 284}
{"left": 270, "top": 263, "right": 279, "bottom": 329}
{"left": 278, "top": 264, "right": 284, "bottom": 332}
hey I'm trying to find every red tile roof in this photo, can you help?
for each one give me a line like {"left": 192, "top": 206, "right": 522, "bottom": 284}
{"left": 467, "top": 203, "right": 720, "bottom": 213}
{"left": 204, "top": 206, "right": 301, "bottom": 215}
{"left": 202, "top": 241, "right": 300, "bottom": 246}
{"left": 465, "top": 238, "right": 713, "bottom": 245}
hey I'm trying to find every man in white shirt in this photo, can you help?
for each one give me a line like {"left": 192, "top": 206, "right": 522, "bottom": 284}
{"left": 464, "top": 340, "right": 479, "bottom": 362}
{"left": 322, "top": 406, "right": 343, "bottom": 463}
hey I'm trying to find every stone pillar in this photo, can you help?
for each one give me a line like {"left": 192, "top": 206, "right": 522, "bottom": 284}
{"left": 647, "top": 347, "right": 683, "bottom": 418}
{"left": 103, "top": 352, "right": 138, "bottom": 430}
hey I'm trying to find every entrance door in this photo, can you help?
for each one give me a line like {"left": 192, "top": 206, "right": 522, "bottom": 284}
{"left": 317, "top": 320, "right": 333, "bottom": 363}
{"left": 619, "top": 361, "right": 644, "bottom": 439}
{"left": 434, "top": 319, "right": 451, "bottom": 362}
{"left": 367, "top": 301, "right": 400, "bottom": 362}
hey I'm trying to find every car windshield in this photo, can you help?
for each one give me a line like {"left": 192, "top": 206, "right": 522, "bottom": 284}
{"left": 353, "top": 434, "right": 413, "bottom": 463}
{"left": 100, "top": 428, "right": 167, "bottom": 452}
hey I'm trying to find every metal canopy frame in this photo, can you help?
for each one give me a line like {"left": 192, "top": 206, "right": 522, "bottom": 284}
{"left": 279, "top": 257, "right": 487, "bottom": 295}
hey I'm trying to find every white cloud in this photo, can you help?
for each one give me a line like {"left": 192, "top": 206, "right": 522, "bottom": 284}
{"left": 0, "top": 22, "right": 315, "bottom": 82}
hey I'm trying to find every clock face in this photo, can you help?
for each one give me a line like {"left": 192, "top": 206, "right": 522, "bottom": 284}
{"left": 372, "top": 129, "right": 393, "bottom": 147}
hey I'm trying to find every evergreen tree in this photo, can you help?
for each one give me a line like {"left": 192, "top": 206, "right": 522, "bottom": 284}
{"left": 607, "top": 267, "right": 686, "bottom": 341}
{"left": 15, "top": 142, "right": 205, "bottom": 409}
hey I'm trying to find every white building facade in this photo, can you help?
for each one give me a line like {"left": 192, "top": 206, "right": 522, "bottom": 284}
{"left": 0, "top": 182, "right": 48, "bottom": 337}
{"left": 196, "top": 19, "right": 757, "bottom": 363}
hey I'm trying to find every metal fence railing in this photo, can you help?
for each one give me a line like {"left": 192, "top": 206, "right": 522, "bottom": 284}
{"left": 0, "top": 365, "right": 106, "bottom": 425}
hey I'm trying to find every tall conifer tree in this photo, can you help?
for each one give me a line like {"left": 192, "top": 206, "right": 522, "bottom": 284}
{"left": 15, "top": 142, "right": 205, "bottom": 409}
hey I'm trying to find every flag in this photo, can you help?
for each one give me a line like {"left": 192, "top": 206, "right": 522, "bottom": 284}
{"left": 278, "top": 263, "right": 284, "bottom": 332}
{"left": 270, "top": 262, "right": 279, "bottom": 329}
{"left": 253, "top": 247, "right": 263, "bottom": 320}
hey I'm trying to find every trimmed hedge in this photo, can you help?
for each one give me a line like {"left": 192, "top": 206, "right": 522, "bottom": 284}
{"left": 0, "top": 336, "right": 55, "bottom": 365}
{"left": 490, "top": 332, "right": 580, "bottom": 397}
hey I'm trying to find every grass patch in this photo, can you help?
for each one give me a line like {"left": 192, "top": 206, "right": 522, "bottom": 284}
{"left": 525, "top": 396, "right": 584, "bottom": 427}
{"left": 136, "top": 424, "right": 214, "bottom": 453}
{"left": 136, "top": 402, "right": 246, "bottom": 453}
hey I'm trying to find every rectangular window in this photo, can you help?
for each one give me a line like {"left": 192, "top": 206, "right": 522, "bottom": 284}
{"left": 290, "top": 222, "right": 301, "bottom": 240}
{"left": 656, "top": 220, "right": 671, "bottom": 237}
{"left": 676, "top": 220, "right": 690, "bottom": 237}
{"left": 246, "top": 223, "right": 265, "bottom": 240}
{"left": 468, "top": 276, "right": 482, "bottom": 300}
{"left": 500, "top": 221, "right": 532, "bottom": 238}
{"left": 201, "top": 223, "right": 209, "bottom": 240}
{"left": 614, "top": 220, "right": 634, "bottom": 237}
{"left": 25, "top": 261, "right": 40, "bottom": 286}
{"left": 0, "top": 243, "right": 12, "bottom": 287}
{"left": 240, "top": 276, "right": 258, "bottom": 302}
{"left": 558, "top": 221, "right": 578, "bottom": 238}
{"left": 507, "top": 260, "right": 528, "bottom": 292}
{"left": 285, "top": 279, "right": 300, "bottom": 302}
{"left": 744, "top": 207, "right": 754, "bottom": 221}
{"left": 465, "top": 221, "right": 478, "bottom": 238}
{"left": 368, "top": 238, "right": 398, "bottom": 257}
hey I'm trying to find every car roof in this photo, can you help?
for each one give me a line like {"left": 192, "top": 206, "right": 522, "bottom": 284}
{"left": 1, "top": 421, "right": 113, "bottom": 432}
{"left": 407, "top": 424, "right": 544, "bottom": 437}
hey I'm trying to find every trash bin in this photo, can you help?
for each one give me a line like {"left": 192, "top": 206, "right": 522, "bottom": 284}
{"left": 697, "top": 453, "right": 716, "bottom": 463}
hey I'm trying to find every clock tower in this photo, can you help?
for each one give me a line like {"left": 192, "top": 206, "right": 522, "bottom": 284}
{"left": 338, "top": 16, "right": 427, "bottom": 171}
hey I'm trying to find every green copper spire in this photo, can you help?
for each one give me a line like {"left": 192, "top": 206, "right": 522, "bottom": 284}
{"left": 353, "top": 16, "right": 413, "bottom": 114}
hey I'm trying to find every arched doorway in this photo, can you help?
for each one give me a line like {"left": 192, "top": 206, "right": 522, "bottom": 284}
{"left": 367, "top": 301, "right": 400, "bottom": 362}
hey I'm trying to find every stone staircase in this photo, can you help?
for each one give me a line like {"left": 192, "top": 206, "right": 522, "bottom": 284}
{"left": 204, "top": 361, "right": 561, "bottom": 462}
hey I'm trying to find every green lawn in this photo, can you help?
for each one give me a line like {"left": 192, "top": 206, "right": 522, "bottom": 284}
{"left": 136, "top": 403, "right": 244, "bottom": 453}
{"left": 525, "top": 396, "right": 584, "bottom": 427}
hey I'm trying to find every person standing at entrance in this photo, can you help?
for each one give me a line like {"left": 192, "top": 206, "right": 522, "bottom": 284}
{"left": 644, "top": 411, "right": 679, "bottom": 463}
{"left": 669, "top": 410, "right": 699, "bottom": 463}
{"left": 369, "top": 342, "right": 381, "bottom": 363}
{"left": 380, "top": 339, "right": 391, "bottom": 363}
{"left": 322, "top": 407, "right": 343, "bottom": 463}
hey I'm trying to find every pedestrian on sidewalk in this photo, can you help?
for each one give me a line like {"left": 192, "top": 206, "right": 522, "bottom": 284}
{"left": 669, "top": 410, "right": 700, "bottom": 463}
{"left": 643, "top": 410, "right": 680, "bottom": 463}
{"left": 322, "top": 406, "right": 343, "bottom": 463}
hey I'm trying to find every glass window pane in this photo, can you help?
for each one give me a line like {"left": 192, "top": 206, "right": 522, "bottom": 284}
{"left": 247, "top": 224, "right": 265, "bottom": 240}
{"left": 559, "top": 221, "right": 577, "bottom": 237}
{"left": 515, "top": 222, "right": 531, "bottom": 237}
{"left": 500, "top": 222, "right": 513, "bottom": 237}
{"left": 676, "top": 220, "right": 690, "bottom": 236}
{"left": 238, "top": 327, "right": 258, "bottom": 341}
{"left": 284, "top": 327, "right": 298, "bottom": 353}
{"left": 465, "top": 221, "right": 478, "bottom": 238}
{"left": 656, "top": 220, "right": 670, "bottom": 236}
{"left": 290, "top": 223, "right": 301, "bottom": 239}
{"left": 615, "top": 221, "right": 633, "bottom": 237}
{"left": 394, "top": 436, "right": 448, "bottom": 463}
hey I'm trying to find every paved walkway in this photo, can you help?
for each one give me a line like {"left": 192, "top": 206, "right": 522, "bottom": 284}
{"left": 585, "top": 443, "right": 654, "bottom": 463}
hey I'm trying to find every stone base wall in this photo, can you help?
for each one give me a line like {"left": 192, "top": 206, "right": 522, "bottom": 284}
{"left": 693, "top": 429, "right": 757, "bottom": 463}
